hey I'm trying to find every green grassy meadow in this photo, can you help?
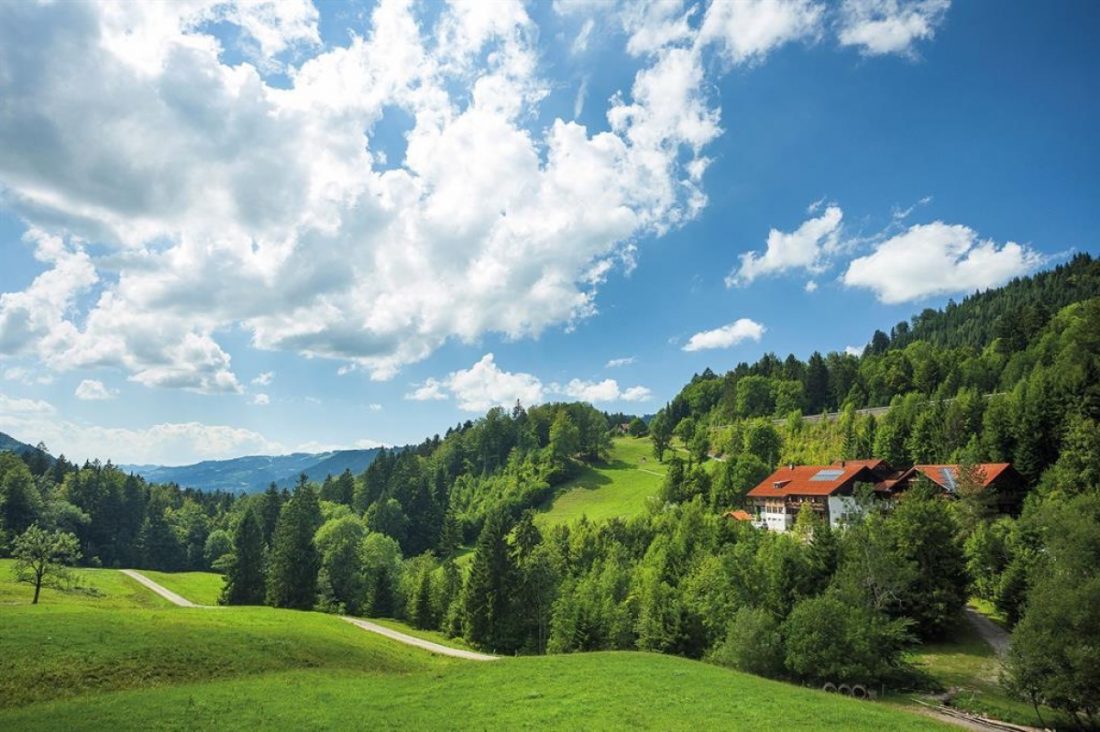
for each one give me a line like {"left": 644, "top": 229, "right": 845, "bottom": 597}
{"left": 902, "top": 611, "right": 1069, "bottom": 728}
{"left": 139, "top": 568, "right": 225, "bottom": 606}
{"left": 536, "top": 437, "right": 668, "bottom": 527}
{"left": 0, "top": 557, "right": 951, "bottom": 730}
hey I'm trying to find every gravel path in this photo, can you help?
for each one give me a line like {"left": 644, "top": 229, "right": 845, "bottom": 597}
{"left": 120, "top": 569, "right": 203, "bottom": 608}
{"left": 965, "top": 607, "right": 1011, "bottom": 657}
{"left": 342, "top": 617, "right": 498, "bottom": 661}
{"left": 121, "top": 568, "right": 495, "bottom": 661}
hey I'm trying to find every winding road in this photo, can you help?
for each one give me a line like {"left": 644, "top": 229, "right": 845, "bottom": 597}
{"left": 120, "top": 569, "right": 497, "bottom": 662}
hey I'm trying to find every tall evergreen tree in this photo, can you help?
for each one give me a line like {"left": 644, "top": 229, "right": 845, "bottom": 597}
{"left": 258, "top": 483, "right": 282, "bottom": 547}
{"left": 220, "top": 508, "right": 266, "bottom": 605}
{"left": 463, "top": 510, "right": 517, "bottom": 651}
{"left": 266, "top": 482, "right": 321, "bottom": 609}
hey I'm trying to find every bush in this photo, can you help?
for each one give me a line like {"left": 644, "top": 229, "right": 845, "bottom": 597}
{"left": 783, "top": 595, "right": 907, "bottom": 684}
{"left": 710, "top": 606, "right": 785, "bottom": 678}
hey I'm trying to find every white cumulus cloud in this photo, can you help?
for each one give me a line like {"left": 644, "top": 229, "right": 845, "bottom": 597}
{"left": 251, "top": 393, "right": 270, "bottom": 406}
{"left": 837, "top": 0, "right": 950, "bottom": 57}
{"left": 842, "top": 222, "right": 1043, "bottom": 304}
{"left": 683, "top": 318, "right": 766, "bottom": 351}
{"left": 75, "top": 379, "right": 117, "bottom": 401}
{"left": 251, "top": 371, "right": 275, "bottom": 386}
{"left": 0, "top": 0, "right": 950, "bottom": 391}
{"left": 553, "top": 378, "right": 652, "bottom": 403}
{"left": 605, "top": 356, "right": 635, "bottom": 368}
{"left": 727, "top": 205, "right": 843, "bottom": 286}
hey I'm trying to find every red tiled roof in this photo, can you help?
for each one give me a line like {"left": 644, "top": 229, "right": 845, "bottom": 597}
{"left": 746, "top": 463, "right": 882, "bottom": 498}
{"left": 911, "top": 463, "right": 1012, "bottom": 489}
{"left": 725, "top": 509, "right": 753, "bottom": 521}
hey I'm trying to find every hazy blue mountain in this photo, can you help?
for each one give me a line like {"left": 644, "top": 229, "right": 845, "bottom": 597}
{"left": 0, "top": 430, "right": 40, "bottom": 456}
{"left": 0, "top": 429, "right": 52, "bottom": 462}
{"left": 120, "top": 447, "right": 383, "bottom": 494}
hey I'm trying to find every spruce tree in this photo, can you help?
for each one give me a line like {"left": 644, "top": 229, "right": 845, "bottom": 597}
{"left": 266, "top": 482, "right": 321, "bottom": 609}
{"left": 463, "top": 510, "right": 517, "bottom": 651}
{"left": 220, "top": 508, "right": 266, "bottom": 605}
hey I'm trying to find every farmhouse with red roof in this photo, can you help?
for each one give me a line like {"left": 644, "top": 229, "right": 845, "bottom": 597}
{"left": 745, "top": 460, "right": 1023, "bottom": 532}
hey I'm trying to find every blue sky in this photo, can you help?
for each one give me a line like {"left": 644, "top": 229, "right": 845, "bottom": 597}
{"left": 0, "top": 0, "right": 1097, "bottom": 465}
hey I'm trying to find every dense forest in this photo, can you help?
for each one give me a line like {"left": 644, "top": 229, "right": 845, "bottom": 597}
{"left": 1, "top": 254, "right": 1098, "bottom": 725}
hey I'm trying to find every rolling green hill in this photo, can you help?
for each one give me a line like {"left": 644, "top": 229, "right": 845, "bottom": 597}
{"left": 535, "top": 437, "right": 726, "bottom": 528}
{"left": 0, "top": 560, "right": 946, "bottom": 730}
{"left": 535, "top": 437, "right": 668, "bottom": 527}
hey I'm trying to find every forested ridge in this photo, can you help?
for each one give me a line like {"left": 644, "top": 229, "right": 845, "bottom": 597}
{"left": 2, "top": 254, "right": 1098, "bottom": 725}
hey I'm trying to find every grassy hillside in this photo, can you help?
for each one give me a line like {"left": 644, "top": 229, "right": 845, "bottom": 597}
{"left": 1, "top": 653, "right": 946, "bottom": 731}
{"left": 535, "top": 437, "right": 668, "bottom": 527}
{"left": 139, "top": 569, "right": 224, "bottom": 606}
{"left": 536, "top": 437, "right": 727, "bottom": 528}
{"left": 0, "top": 559, "right": 948, "bottom": 730}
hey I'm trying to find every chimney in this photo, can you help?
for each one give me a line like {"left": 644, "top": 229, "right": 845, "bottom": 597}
{"left": 840, "top": 460, "right": 846, "bottom": 467}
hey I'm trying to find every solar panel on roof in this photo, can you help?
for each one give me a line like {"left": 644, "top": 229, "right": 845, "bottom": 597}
{"left": 810, "top": 469, "right": 844, "bottom": 481}
{"left": 940, "top": 468, "right": 957, "bottom": 493}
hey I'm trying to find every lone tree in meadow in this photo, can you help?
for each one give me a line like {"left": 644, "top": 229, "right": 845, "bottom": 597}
{"left": 11, "top": 524, "right": 81, "bottom": 604}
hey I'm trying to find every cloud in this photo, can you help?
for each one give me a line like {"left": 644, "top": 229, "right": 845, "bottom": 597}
{"left": 845, "top": 345, "right": 865, "bottom": 357}
{"left": 0, "top": 392, "right": 56, "bottom": 415}
{"left": 572, "top": 17, "right": 596, "bottom": 54}
{"left": 0, "top": 390, "right": 283, "bottom": 463}
{"left": 75, "top": 379, "right": 117, "bottom": 401}
{"left": 0, "top": 1, "right": 947, "bottom": 390}
{"left": 408, "top": 354, "right": 652, "bottom": 410}
{"left": 368, "top": 403, "right": 383, "bottom": 411}
{"left": 605, "top": 356, "right": 635, "bottom": 368}
{"left": 406, "top": 379, "right": 449, "bottom": 402}
{"left": 683, "top": 318, "right": 766, "bottom": 351}
{"left": 837, "top": 0, "right": 950, "bottom": 57}
{"left": 804, "top": 280, "right": 818, "bottom": 292}
{"left": 699, "top": 0, "right": 824, "bottom": 65}
{"left": 251, "top": 393, "right": 270, "bottom": 406}
{"left": 842, "top": 222, "right": 1043, "bottom": 303}
{"left": 727, "top": 205, "right": 843, "bottom": 286}
{"left": 552, "top": 378, "right": 652, "bottom": 403}
{"left": 251, "top": 371, "right": 275, "bottom": 386}
{"left": 4, "top": 367, "right": 53, "bottom": 385}
{"left": 413, "top": 354, "right": 544, "bottom": 412}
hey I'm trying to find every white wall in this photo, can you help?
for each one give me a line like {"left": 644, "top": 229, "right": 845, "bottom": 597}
{"left": 827, "top": 496, "right": 863, "bottom": 528}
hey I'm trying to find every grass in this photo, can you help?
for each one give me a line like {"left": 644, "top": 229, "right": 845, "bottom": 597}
{"left": 0, "top": 556, "right": 949, "bottom": 730}
{"left": 898, "top": 613, "right": 1071, "bottom": 728}
{"left": 139, "top": 569, "right": 225, "bottom": 606}
{"left": 0, "top": 602, "right": 439, "bottom": 709}
{"left": 366, "top": 617, "right": 477, "bottom": 651}
{"left": 0, "top": 653, "right": 949, "bottom": 731}
{"left": 536, "top": 437, "right": 668, "bottom": 527}
{"left": 0, "top": 559, "right": 170, "bottom": 610}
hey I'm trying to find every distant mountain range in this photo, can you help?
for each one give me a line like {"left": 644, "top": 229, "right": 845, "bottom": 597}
{"left": 120, "top": 448, "right": 383, "bottom": 494}
{"left": 0, "top": 429, "right": 382, "bottom": 494}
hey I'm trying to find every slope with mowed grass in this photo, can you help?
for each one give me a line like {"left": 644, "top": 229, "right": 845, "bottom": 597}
{"left": 139, "top": 569, "right": 224, "bottom": 606}
{"left": 0, "top": 652, "right": 948, "bottom": 731}
{"left": 0, "top": 558, "right": 948, "bottom": 730}
{"left": 0, "top": 561, "right": 441, "bottom": 709}
{"left": 536, "top": 437, "right": 668, "bottom": 527}
{"left": 0, "top": 559, "right": 170, "bottom": 610}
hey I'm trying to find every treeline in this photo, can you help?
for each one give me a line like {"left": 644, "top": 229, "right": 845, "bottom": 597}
{"left": 0, "top": 452, "right": 235, "bottom": 571}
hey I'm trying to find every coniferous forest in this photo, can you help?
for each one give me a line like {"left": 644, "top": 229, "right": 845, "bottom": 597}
{"left": 2, "top": 254, "right": 1099, "bottom": 724}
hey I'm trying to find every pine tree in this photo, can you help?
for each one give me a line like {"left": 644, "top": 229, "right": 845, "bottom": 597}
{"left": 258, "top": 483, "right": 282, "bottom": 547}
{"left": 266, "top": 482, "right": 321, "bottom": 609}
{"left": 220, "top": 508, "right": 266, "bottom": 605}
{"left": 463, "top": 510, "right": 517, "bottom": 651}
